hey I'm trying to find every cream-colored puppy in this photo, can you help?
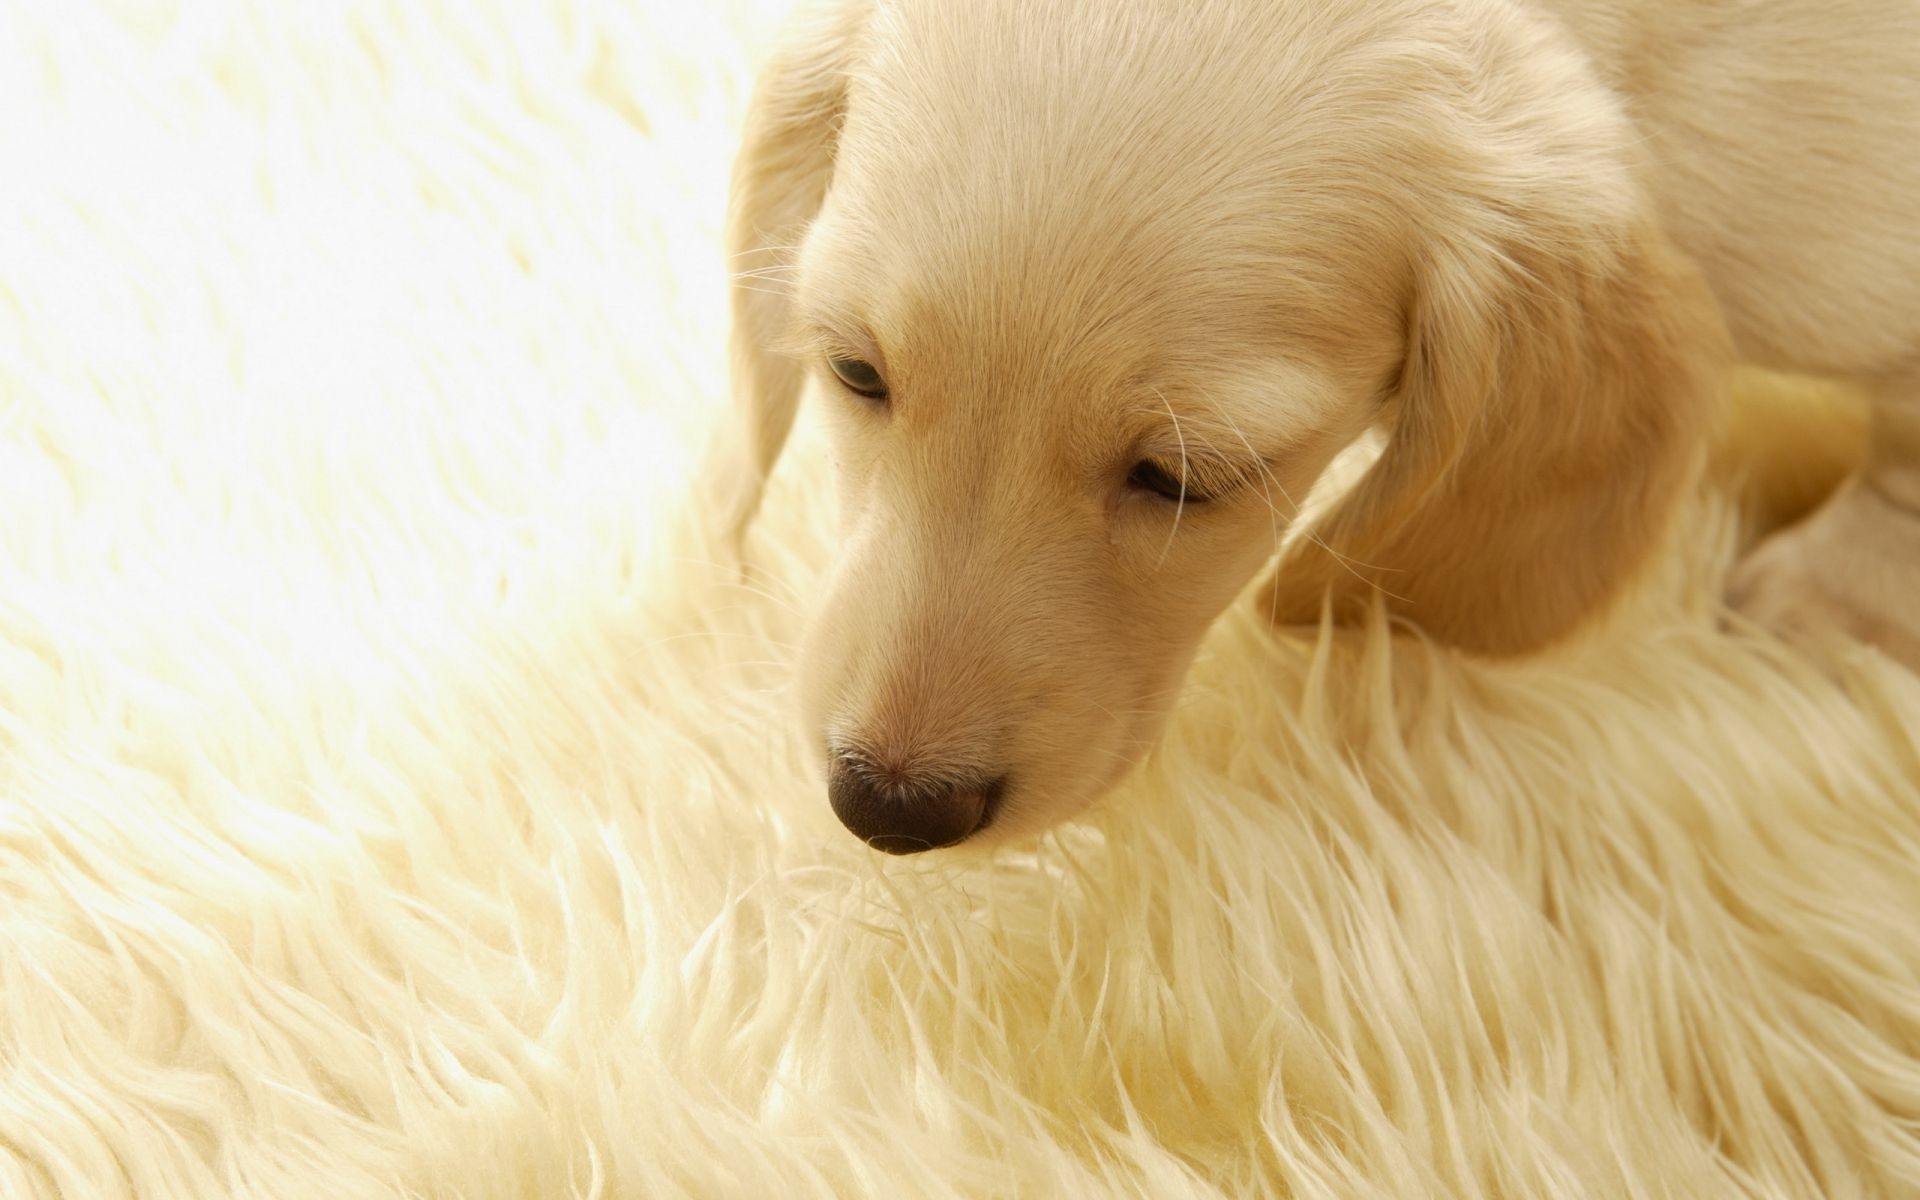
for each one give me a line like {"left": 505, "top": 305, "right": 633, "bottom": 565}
{"left": 713, "top": 0, "right": 1920, "bottom": 852}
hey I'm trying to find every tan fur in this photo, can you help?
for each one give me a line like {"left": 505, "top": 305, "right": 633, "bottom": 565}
{"left": 1260, "top": 220, "right": 1724, "bottom": 654}
{"left": 714, "top": 0, "right": 1920, "bottom": 843}
{"left": 1710, "top": 369, "right": 1868, "bottom": 541}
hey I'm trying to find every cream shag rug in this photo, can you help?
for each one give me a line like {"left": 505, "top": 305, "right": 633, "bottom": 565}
{"left": 3, "top": 3, "right": 1919, "bottom": 1197}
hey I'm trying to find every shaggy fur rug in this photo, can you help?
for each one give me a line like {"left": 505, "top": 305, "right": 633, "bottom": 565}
{"left": 3, "top": 2, "right": 1918, "bottom": 1196}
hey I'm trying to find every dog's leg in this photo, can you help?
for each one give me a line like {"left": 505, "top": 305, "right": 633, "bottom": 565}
{"left": 1730, "top": 371, "right": 1920, "bottom": 669}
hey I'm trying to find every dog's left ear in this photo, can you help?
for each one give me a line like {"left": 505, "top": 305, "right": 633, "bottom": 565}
{"left": 702, "top": 1, "right": 869, "bottom": 547}
{"left": 1262, "top": 200, "right": 1727, "bottom": 655}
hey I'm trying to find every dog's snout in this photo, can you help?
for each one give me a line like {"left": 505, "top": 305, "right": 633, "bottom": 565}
{"left": 827, "top": 752, "right": 1003, "bottom": 854}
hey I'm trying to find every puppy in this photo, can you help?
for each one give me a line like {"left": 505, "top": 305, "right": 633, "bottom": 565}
{"left": 711, "top": 0, "right": 1920, "bottom": 852}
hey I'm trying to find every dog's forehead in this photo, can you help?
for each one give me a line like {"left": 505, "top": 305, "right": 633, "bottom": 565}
{"left": 817, "top": 135, "right": 1312, "bottom": 395}
{"left": 806, "top": 202, "right": 1284, "bottom": 416}
{"left": 840, "top": 5, "right": 1286, "bottom": 258}
{"left": 805, "top": 176, "right": 1400, "bottom": 426}
{"left": 812, "top": 0, "right": 1424, "bottom": 379}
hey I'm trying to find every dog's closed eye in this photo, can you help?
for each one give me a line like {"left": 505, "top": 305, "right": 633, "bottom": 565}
{"left": 1127, "top": 459, "right": 1210, "bottom": 504}
{"left": 827, "top": 354, "right": 888, "bottom": 401}
{"left": 1126, "top": 441, "right": 1276, "bottom": 506}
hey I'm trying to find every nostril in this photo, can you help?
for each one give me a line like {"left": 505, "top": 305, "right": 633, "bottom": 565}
{"left": 862, "top": 795, "right": 986, "bottom": 854}
{"left": 826, "top": 752, "right": 1004, "bottom": 854}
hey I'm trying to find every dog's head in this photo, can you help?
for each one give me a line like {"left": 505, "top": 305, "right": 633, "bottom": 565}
{"left": 716, "top": 0, "right": 1722, "bottom": 852}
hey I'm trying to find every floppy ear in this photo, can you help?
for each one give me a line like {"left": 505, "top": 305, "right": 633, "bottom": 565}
{"left": 1261, "top": 211, "right": 1727, "bottom": 655}
{"left": 703, "top": 0, "right": 867, "bottom": 545}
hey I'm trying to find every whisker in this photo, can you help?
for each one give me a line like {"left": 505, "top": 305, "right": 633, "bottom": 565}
{"left": 660, "top": 555, "right": 811, "bottom": 616}
{"left": 1203, "top": 402, "right": 1409, "bottom": 608}
{"left": 725, "top": 242, "right": 805, "bottom": 261}
{"left": 1150, "top": 385, "right": 1189, "bottom": 570}
{"left": 730, "top": 282, "right": 798, "bottom": 300}
{"left": 729, "top": 265, "right": 801, "bottom": 281}
{"left": 642, "top": 630, "right": 803, "bottom": 652}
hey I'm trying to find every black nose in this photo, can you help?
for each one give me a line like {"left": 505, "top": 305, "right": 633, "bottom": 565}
{"left": 827, "top": 753, "right": 1004, "bottom": 854}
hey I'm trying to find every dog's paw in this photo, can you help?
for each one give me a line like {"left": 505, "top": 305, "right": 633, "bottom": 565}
{"left": 1728, "top": 479, "right": 1920, "bottom": 670}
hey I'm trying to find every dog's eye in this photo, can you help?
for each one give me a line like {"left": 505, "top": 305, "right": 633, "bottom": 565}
{"left": 827, "top": 355, "right": 888, "bottom": 400}
{"left": 1127, "top": 460, "right": 1208, "bottom": 503}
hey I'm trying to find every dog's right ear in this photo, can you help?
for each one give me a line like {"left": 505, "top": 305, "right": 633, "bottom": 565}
{"left": 705, "top": 0, "right": 868, "bottom": 548}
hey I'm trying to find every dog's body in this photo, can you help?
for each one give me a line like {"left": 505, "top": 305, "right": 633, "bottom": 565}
{"left": 1544, "top": 0, "right": 1920, "bottom": 661}
{"left": 1542, "top": 2, "right": 1920, "bottom": 663}
{"left": 717, "top": 0, "right": 1920, "bottom": 851}
{"left": 1542, "top": 0, "right": 1920, "bottom": 376}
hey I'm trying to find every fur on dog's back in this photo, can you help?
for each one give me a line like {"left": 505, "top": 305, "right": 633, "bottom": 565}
{"left": 1531, "top": 0, "right": 1920, "bottom": 376}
